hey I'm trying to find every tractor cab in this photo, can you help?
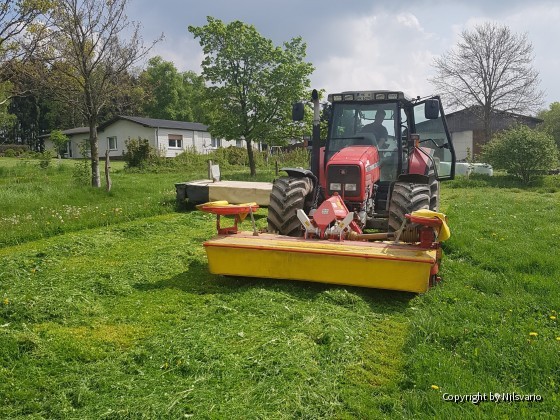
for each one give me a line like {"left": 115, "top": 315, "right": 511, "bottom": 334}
{"left": 326, "top": 90, "right": 455, "bottom": 182}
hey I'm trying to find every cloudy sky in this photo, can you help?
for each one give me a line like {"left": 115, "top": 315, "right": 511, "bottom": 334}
{"left": 128, "top": 0, "right": 559, "bottom": 113}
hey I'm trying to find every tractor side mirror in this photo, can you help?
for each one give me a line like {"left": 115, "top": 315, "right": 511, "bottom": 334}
{"left": 292, "top": 102, "right": 305, "bottom": 121}
{"left": 424, "top": 99, "right": 440, "bottom": 119}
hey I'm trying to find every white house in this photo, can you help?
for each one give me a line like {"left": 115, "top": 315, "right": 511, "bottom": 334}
{"left": 43, "top": 116, "right": 245, "bottom": 158}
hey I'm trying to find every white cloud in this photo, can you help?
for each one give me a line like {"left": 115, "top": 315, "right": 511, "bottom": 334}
{"left": 312, "top": 11, "right": 435, "bottom": 97}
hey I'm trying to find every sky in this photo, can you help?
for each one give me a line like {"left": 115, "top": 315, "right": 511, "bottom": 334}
{"left": 127, "top": 0, "right": 560, "bottom": 114}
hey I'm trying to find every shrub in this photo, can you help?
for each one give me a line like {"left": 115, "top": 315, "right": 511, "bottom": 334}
{"left": 39, "top": 151, "right": 53, "bottom": 169}
{"left": 482, "top": 125, "right": 559, "bottom": 184}
{"left": 0, "top": 144, "right": 29, "bottom": 155}
{"left": 73, "top": 142, "right": 91, "bottom": 186}
{"left": 124, "top": 138, "right": 155, "bottom": 168}
{"left": 4, "top": 148, "right": 16, "bottom": 157}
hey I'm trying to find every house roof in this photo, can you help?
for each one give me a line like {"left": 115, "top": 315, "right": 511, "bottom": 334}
{"left": 98, "top": 116, "right": 209, "bottom": 132}
{"left": 38, "top": 126, "right": 89, "bottom": 139}
{"left": 445, "top": 106, "right": 542, "bottom": 124}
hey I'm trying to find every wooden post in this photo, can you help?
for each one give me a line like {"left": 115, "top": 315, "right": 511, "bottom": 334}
{"left": 105, "top": 150, "right": 112, "bottom": 192}
{"left": 275, "top": 159, "right": 279, "bottom": 176}
{"left": 207, "top": 159, "right": 213, "bottom": 180}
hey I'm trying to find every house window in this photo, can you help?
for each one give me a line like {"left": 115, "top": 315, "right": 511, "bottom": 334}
{"left": 168, "top": 134, "right": 183, "bottom": 148}
{"left": 211, "top": 137, "right": 221, "bottom": 148}
{"left": 236, "top": 139, "right": 243, "bottom": 148}
{"left": 107, "top": 136, "right": 117, "bottom": 150}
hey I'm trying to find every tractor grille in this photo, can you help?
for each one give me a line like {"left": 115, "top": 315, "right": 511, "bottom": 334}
{"left": 327, "top": 165, "right": 361, "bottom": 197}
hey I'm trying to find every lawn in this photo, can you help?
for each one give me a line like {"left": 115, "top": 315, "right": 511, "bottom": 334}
{"left": 0, "top": 156, "right": 559, "bottom": 418}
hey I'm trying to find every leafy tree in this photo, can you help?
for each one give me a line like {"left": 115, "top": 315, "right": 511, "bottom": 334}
{"left": 482, "top": 125, "right": 558, "bottom": 184}
{"left": 431, "top": 22, "right": 543, "bottom": 144}
{"left": 32, "top": 0, "right": 160, "bottom": 187}
{"left": 189, "top": 17, "right": 314, "bottom": 176}
{"left": 140, "top": 56, "right": 207, "bottom": 123}
{"left": 49, "top": 129, "right": 68, "bottom": 158}
{"left": 537, "top": 102, "right": 560, "bottom": 151}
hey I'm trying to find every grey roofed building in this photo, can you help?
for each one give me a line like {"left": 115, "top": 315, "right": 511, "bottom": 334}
{"left": 445, "top": 106, "right": 542, "bottom": 160}
{"left": 42, "top": 116, "right": 243, "bottom": 159}
{"left": 98, "top": 116, "right": 209, "bottom": 132}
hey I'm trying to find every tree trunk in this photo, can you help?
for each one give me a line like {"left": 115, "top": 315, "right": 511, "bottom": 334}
{"left": 105, "top": 150, "right": 112, "bottom": 192}
{"left": 89, "top": 119, "right": 101, "bottom": 187}
{"left": 246, "top": 138, "right": 256, "bottom": 177}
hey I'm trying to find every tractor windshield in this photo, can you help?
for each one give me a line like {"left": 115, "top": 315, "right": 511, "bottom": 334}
{"left": 328, "top": 102, "right": 398, "bottom": 180}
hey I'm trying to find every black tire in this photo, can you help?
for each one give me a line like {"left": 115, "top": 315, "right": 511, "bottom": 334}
{"left": 267, "top": 176, "right": 314, "bottom": 236}
{"left": 387, "top": 182, "right": 431, "bottom": 233}
{"left": 428, "top": 172, "right": 440, "bottom": 211}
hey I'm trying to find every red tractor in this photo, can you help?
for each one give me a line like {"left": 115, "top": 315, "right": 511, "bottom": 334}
{"left": 267, "top": 89, "right": 456, "bottom": 237}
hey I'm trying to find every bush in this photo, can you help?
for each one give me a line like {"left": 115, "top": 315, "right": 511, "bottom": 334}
{"left": 39, "top": 151, "right": 53, "bottom": 169}
{"left": 0, "top": 144, "right": 29, "bottom": 156}
{"left": 3, "top": 149, "right": 16, "bottom": 157}
{"left": 482, "top": 125, "right": 559, "bottom": 184}
{"left": 124, "top": 138, "right": 155, "bottom": 169}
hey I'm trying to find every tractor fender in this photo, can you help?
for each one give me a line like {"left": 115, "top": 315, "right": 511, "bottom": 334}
{"left": 397, "top": 173, "right": 429, "bottom": 184}
{"left": 280, "top": 167, "right": 316, "bottom": 180}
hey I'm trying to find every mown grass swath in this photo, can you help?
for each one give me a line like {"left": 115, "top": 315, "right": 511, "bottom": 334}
{"left": 0, "top": 154, "right": 559, "bottom": 417}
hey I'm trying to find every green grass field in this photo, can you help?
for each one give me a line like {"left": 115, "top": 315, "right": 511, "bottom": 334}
{"left": 0, "top": 156, "right": 559, "bottom": 418}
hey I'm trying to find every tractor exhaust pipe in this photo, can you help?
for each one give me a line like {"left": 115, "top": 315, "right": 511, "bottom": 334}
{"left": 310, "top": 89, "right": 321, "bottom": 178}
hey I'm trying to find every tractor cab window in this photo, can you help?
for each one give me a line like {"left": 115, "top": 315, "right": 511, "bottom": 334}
{"left": 329, "top": 102, "right": 397, "bottom": 154}
{"left": 412, "top": 100, "right": 456, "bottom": 179}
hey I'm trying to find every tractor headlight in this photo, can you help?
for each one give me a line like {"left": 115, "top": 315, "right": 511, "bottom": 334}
{"left": 345, "top": 183, "right": 357, "bottom": 191}
{"left": 330, "top": 183, "right": 341, "bottom": 191}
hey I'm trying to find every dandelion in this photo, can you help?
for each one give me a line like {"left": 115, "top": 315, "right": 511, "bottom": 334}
{"left": 529, "top": 332, "right": 538, "bottom": 337}
{"left": 431, "top": 385, "right": 439, "bottom": 390}
{"left": 556, "top": 337, "right": 560, "bottom": 341}
{"left": 551, "top": 316, "right": 557, "bottom": 320}
{"left": 3, "top": 298, "right": 8, "bottom": 305}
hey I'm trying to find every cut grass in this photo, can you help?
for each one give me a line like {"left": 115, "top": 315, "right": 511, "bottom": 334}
{"left": 0, "top": 212, "right": 411, "bottom": 418}
{"left": 1, "top": 158, "right": 559, "bottom": 417}
{"left": 0, "top": 157, "right": 280, "bottom": 247}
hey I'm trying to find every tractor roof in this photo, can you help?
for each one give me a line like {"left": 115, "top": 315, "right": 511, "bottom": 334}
{"left": 327, "top": 90, "right": 414, "bottom": 103}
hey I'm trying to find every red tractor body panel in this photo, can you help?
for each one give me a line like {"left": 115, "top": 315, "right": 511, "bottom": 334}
{"left": 408, "top": 146, "right": 434, "bottom": 176}
{"left": 324, "top": 146, "right": 380, "bottom": 203}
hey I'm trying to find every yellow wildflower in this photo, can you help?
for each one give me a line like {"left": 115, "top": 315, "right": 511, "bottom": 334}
{"left": 550, "top": 316, "right": 557, "bottom": 320}
{"left": 431, "top": 385, "right": 439, "bottom": 390}
{"left": 529, "top": 332, "right": 538, "bottom": 337}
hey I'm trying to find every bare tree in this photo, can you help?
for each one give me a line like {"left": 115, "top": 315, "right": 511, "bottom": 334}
{"left": 0, "top": 0, "right": 51, "bottom": 105}
{"left": 37, "top": 0, "right": 160, "bottom": 187}
{"left": 0, "top": 0, "right": 50, "bottom": 61}
{"left": 431, "top": 22, "right": 544, "bottom": 143}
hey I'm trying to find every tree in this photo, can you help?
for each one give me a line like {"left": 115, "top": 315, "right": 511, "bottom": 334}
{"left": 34, "top": 0, "right": 160, "bottom": 187}
{"left": 189, "top": 17, "right": 314, "bottom": 176}
{"left": 431, "top": 22, "right": 544, "bottom": 145}
{"left": 537, "top": 102, "right": 560, "bottom": 151}
{"left": 140, "top": 56, "right": 207, "bottom": 123}
{"left": 49, "top": 129, "right": 68, "bottom": 158}
{"left": 482, "top": 125, "right": 558, "bottom": 184}
{"left": 0, "top": 1, "right": 52, "bottom": 137}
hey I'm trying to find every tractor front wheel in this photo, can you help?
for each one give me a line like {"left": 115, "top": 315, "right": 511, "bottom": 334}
{"left": 388, "top": 182, "right": 431, "bottom": 234}
{"left": 267, "top": 176, "right": 314, "bottom": 236}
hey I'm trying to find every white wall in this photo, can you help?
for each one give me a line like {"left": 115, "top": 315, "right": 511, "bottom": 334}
{"left": 45, "top": 120, "right": 252, "bottom": 159}
{"left": 100, "top": 120, "right": 156, "bottom": 158}
{"left": 451, "top": 130, "right": 474, "bottom": 161}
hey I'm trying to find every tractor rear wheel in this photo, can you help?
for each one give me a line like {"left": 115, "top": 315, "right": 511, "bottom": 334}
{"left": 428, "top": 172, "right": 440, "bottom": 211}
{"left": 267, "top": 176, "right": 314, "bottom": 236}
{"left": 387, "top": 182, "right": 431, "bottom": 234}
